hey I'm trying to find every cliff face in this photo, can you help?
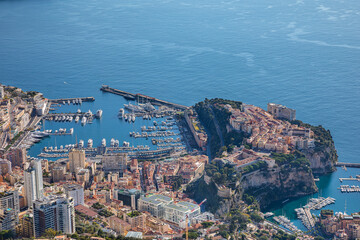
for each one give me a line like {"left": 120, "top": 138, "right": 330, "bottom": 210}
{"left": 187, "top": 165, "right": 317, "bottom": 216}
{"left": 240, "top": 166, "right": 317, "bottom": 209}
{"left": 302, "top": 146, "right": 337, "bottom": 175}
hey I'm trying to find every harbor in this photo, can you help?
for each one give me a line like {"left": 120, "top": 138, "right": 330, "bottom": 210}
{"left": 339, "top": 175, "right": 360, "bottom": 182}
{"left": 49, "top": 97, "right": 95, "bottom": 104}
{"left": 339, "top": 185, "right": 360, "bottom": 193}
{"left": 273, "top": 215, "right": 301, "bottom": 233}
{"left": 100, "top": 85, "right": 188, "bottom": 110}
{"left": 294, "top": 197, "right": 336, "bottom": 230}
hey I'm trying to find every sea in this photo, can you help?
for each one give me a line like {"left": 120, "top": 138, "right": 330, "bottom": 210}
{"left": 0, "top": 0, "right": 359, "bottom": 231}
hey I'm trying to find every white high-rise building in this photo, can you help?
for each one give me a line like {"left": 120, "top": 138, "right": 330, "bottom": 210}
{"left": 33, "top": 195, "right": 75, "bottom": 237}
{"left": 64, "top": 184, "right": 84, "bottom": 206}
{"left": 24, "top": 159, "right": 44, "bottom": 207}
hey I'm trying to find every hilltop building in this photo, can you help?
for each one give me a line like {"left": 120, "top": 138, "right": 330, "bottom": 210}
{"left": 102, "top": 153, "right": 128, "bottom": 173}
{"left": 267, "top": 103, "right": 296, "bottom": 121}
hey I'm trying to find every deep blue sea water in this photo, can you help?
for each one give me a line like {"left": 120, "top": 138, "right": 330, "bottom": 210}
{"left": 0, "top": 0, "right": 359, "bottom": 229}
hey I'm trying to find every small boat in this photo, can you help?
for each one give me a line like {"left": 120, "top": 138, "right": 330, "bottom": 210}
{"left": 96, "top": 109, "right": 103, "bottom": 118}
{"left": 81, "top": 116, "right": 87, "bottom": 125}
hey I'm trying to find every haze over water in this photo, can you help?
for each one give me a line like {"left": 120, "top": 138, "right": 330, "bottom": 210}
{"left": 1, "top": 0, "right": 359, "bottom": 229}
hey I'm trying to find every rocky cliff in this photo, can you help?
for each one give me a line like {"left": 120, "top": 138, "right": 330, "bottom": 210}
{"left": 186, "top": 164, "right": 317, "bottom": 216}
{"left": 302, "top": 146, "right": 337, "bottom": 175}
{"left": 291, "top": 120, "right": 338, "bottom": 175}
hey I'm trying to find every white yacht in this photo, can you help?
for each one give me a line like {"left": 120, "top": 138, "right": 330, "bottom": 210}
{"left": 87, "top": 139, "right": 93, "bottom": 148}
{"left": 101, "top": 138, "right": 106, "bottom": 147}
{"left": 96, "top": 109, "right": 103, "bottom": 118}
{"left": 118, "top": 108, "right": 125, "bottom": 118}
{"left": 81, "top": 116, "right": 87, "bottom": 125}
{"left": 124, "top": 103, "right": 143, "bottom": 112}
{"left": 78, "top": 140, "right": 84, "bottom": 148}
{"left": 75, "top": 116, "right": 80, "bottom": 123}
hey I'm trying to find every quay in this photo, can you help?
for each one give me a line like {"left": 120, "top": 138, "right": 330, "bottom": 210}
{"left": 339, "top": 175, "right": 360, "bottom": 182}
{"left": 49, "top": 97, "right": 95, "bottom": 104}
{"left": 335, "top": 162, "right": 360, "bottom": 168}
{"left": 339, "top": 185, "right": 360, "bottom": 193}
{"left": 100, "top": 85, "right": 188, "bottom": 110}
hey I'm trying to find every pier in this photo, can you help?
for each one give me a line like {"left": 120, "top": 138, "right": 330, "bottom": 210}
{"left": 335, "top": 162, "right": 360, "bottom": 168}
{"left": 49, "top": 97, "right": 95, "bottom": 104}
{"left": 100, "top": 85, "right": 188, "bottom": 110}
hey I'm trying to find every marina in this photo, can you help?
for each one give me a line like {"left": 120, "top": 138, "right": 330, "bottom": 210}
{"left": 273, "top": 215, "right": 300, "bottom": 233}
{"left": 339, "top": 185, "right": 360, "bottom": 193}
{"left": 339, "top": 175, "right": 360, "bottom": 182}
{"left": 294, "top": 197, "right": 336, "bottom": 230}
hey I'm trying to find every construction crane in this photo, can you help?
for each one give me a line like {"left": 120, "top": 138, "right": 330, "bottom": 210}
{"left": 185, "top": 199, "right": 207, "bottom": 240}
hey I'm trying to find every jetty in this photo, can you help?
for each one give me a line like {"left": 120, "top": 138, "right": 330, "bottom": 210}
{"left": 335, "top": 162, "right": 360, "bottom": 168}
{"left": 100, "top": 85, "right": 188, "bottom": 110}
{"left": 49, "top": 97, "right": 95, "bottom": 104}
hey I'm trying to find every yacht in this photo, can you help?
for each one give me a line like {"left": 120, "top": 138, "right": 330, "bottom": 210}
{"left": 110, "top": 138, "right": 115, "bottom": 147}
{"left": 78, "top": 140, "right": 84, "bottom": 148}
{"left": 81, "top": 116, "right": 87, "bottom": 125}
{"left": 124, "top": 103, "right": 143, "bottom": 112}
{"left": 131, "top": 114, "right": 136, "bottom": 122}
{"left": 96, "top": 109, "right": 103, "bottom": 118}
{"left": 101, "top": 138, "right": 106, "bottom": 147}
{"left": 69, "top": 128, "right": 74, "bottom": 134}
{"left": 75, "top": 116, "right": 80, "bottom": 123}
{"left": 141, "top": 102, "right": 156, "bottom": 112}
{"left": 118, "top": 108, "right": 125, "bottom": 118}
{"left": 87, "top": 139, "right": 93, "bottom": 148}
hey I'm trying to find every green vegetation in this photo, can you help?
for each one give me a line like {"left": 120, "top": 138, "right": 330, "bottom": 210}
{"left": 42, "top": 228, "right": 62, "bottom": 238}
{"left": 182, "top": 229, "right": 199, "bottom": 239}
{"left": 0, "top": 230, "right": 15, "bottom": 239}
{"left": 99, "top": 209, "right": 114, "bottom": 217}
{"left": 201, "top": 221, "right": 214, "bottom": 228}
{"left": 194, "top": 98, "right": 246, "bottom": 158}
{"left": 170, "top": 176, "right": 183, "bottom": 191}
{"left": 185, "top": 176, "right": 221, "bottom": 213}
{"left": 205, "top": 162, "right": 241, "bottom": 186}
{"left": 92, "top": 202, "right": 104, "bottom": 210}
{"left": 290, "top": 120, "right": 338, "bottom": 164}
{"left": 270, "top": 151, "right": 310, "bottom": 170}
{"left": 242, "top": 161, "right": 268, "bottom": 174}
{"left": 127, "top": 211, "right": 141, "bottom": 218}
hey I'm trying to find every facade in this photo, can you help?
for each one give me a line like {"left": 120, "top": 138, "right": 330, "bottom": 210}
{"left": 123, "top": 212, "right": 145, "bottom": 230}
{"left": 0, "top": 85, "right": 4, "bottom": 99}
{"left": 163, "top": 201, "right": 200, "bottom": 227}
{"left": 138, "top": 194, "right": 173, "bottom": 218}
{"left": 0, "top": 191, "right": 20, "bottom": 224}
{"left": 114, "top": 189, "right": 141, "bottom": 209}
{"left": 33, "top": 195, "right": 75, "bottom": 237}
{"left": 102, "top": 153, "right": 128, "bottom": 173}
{"left": 52, "top": 166, "right": 66, "bottom": 182}
{"left": 19, "top": 212, "right": 34, "bottom": 238}
{"left": 109, "top": 216, "right": 131, "bottom": 236}
{"left": 69, "top": 149, "right": 86, "bottom": 173}
{"left": 0, "top": 159, "right": 12, "bottom": 175}
{"left": 24, "top": 159, "right": 44, "bottom": 207}
{"left": 0, "top": 208, "right": 16, "bottom": 231}
{"left": 75, "top": 168, "right": 90, "bottom": 183}
{"left": 35, "top": 101, "right": 47, "bottom": 116}
{"left": 6, "top": 148, "right": 26, "bottom": 167}
{"left": 267, "top": 103, "right": 296, "bottom": 121}
{"left": 64, "top": 184, "right": 84, "bottom": 206}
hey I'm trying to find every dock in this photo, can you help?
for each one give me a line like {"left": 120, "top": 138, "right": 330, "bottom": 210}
{"left": 335, "top": 162, "right": 360, "bottom": 168}
{"left": 100, "top": 85, "right": 188, "bottom": 110}
{"left": 49, "top": 97, "right": 95, "bottom": 104}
